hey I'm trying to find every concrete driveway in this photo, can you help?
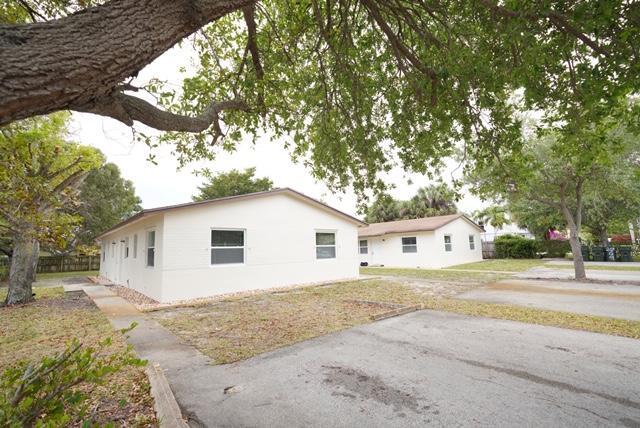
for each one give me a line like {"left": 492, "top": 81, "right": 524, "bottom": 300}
{"left": 162, "top": 310, "right": 640, "bottom": 427}
{"left": 458, "top": 279, "right": 640, "bottom": 321}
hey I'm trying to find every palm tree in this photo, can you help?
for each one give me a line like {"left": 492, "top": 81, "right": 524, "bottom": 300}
{"left": 473, "top": 205, "right": 511, "bottom": 230}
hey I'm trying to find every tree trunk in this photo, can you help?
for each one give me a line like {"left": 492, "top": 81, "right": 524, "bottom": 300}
{"left": 599, "top": 229, "right": 609, "bottom": 247}
{"left": 5, "top": 233, "right": 40, "bottom": 305}
{"left": 566, "top": 226, "right": 586, "bottom": 280}
{"left": 0, "top": 0, "right": 255, "bottom": 124}
{"left": 559, "top": 198, "right": 586, "bottom": 280}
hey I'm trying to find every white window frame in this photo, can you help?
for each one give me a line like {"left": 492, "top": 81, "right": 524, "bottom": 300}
{"left": 102, "top": 243, "right": 106, "bottom": 261}
{"left": 146, "top": 229, "right": 156, "bottom": 268}
{"left": 444, "top": 234, "right": 453, "bottom": 252}
{"left": 402, "top": 236, "right": 417, "bottom": 253}
{"left": 359, "top": 239, "right": 368, "bottom": 255}
{"left": 124, "top": 236, "right": 130, "bottom": 258}
{"left": 468, "top": 234, "right": 475, "bottom": 250}
{"left": 133, "top": 234, "right": 138, "bottom": 259}
{"left": 210, "top": 228, "right": 246, "bottom": 266}
{"left": 316, "top": 230, "right": 337, "bottom": 260}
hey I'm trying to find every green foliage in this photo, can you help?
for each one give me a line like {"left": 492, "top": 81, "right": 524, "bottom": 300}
{"left": 144, "top": 0, "right": 639, "bottom": 200}
{"left": 536, "top": 240, "right": 572, "bottom": 258}
{"left": 472, "top": 205, "right": 511, "bottom": 230}
{"left": 494, "top": 234, "right": 537, "bottom": 259}
{"left": 0, "top": 113, "right": 104, "bottom": 242}
{"left": 192, "top": 167, "right": 273, "bottom": 201}
{"left": 77, "top": 163, "right": 142, "bottom": 246}
{"left": 0, "top": 0, "right": 98, "bottom": 24}
{"left": 364, "top": 184, "right": 457, "bottom": 223}
{"left": 0, "top": 325, "right": 145, "bottom": 427}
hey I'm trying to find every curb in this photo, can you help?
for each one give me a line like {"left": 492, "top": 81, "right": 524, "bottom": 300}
{"left": 371, "top": 304, "right": 422, "bottom": 321}
{"left": 146, "top": 362, "right": 189, "bottom": 428}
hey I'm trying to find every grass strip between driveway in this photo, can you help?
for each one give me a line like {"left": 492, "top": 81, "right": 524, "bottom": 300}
{"left": 551, "top": 264, "right": 640, "bottom": 272}
{"left": 426, "top": 298, "right": 640, "bottom": 340}
{"left": 444, "top": 259, "right": 547, "bottom": 272}
{"left": 360, "top": 267, "right": 511, "bottom": 282}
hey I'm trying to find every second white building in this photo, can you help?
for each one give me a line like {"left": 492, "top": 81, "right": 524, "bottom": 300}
{"left": 358, "top": 214, "right": 483, "bottom": 268}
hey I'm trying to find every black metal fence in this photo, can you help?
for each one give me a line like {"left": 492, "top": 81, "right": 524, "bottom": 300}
{"left": 0, "top": 255, "right": 100, "bottom": 274}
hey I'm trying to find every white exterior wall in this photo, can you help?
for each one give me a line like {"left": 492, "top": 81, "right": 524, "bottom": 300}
{"left": 99, "top": 215, "right": 164, "bottom": 301}
{"left": 359, "top": 218, "right": 483, "bottom": 268}
{"left": 101, "top": 193, "right": 360, "bottom": 303}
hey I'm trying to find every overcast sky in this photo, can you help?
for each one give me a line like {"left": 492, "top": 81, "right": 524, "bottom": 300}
{"left": 69, "top": 42, "right": 490, "bottom": 220}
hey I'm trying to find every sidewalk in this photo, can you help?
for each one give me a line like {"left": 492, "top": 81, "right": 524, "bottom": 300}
{"left": 78, "top": 285, "right": 194, "bottom": 427}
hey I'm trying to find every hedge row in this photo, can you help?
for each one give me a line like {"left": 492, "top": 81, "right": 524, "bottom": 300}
{"left": 494, "top": 235, "right": 571, "bottom": 259}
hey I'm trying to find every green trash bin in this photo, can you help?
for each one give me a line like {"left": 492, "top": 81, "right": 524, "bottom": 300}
{"left": 618, "top": 246, "right": 632, "bottom": 262}
{"left": 580, "top": 245, "right": 591, "bottom": 261}
{"left": 592, "top": 246, "right": 606, "bottom": 262}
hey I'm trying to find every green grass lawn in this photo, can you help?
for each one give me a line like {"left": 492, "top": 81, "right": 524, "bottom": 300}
{"left": 445, "top": 259, "right": 547, "bottom": 272}
{"left": 552, "top": 264, "right": 640, "bottom": 272}
{"left": 36, "top": 270, "right": 99, "bottom": 280}
{"left": 0, "top": 287, "right": 156, "bottom": 425}
{"left": 360, "top": 266, "right": 511, "bottom": 282}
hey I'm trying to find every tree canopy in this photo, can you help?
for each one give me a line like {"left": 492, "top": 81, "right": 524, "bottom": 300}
{"left": 77, "top": 163, "right": 142, "bottom": 246}
{"left": 472, "top": 205, "right": 511, "bottom": 231}
{"left": 1, "top": 1, "right": 639, "bottom": 200}
{"left": 192, "top": 167, "right": 273, "bottom": 201}
{"left": 0, "top": 112, "right": 104, "bottom": 304}
{"left": 364, "top": 183, "right": 457, "bottom": 223}
{"left": 467, "top": 100, "right": 640, "bottom": 279}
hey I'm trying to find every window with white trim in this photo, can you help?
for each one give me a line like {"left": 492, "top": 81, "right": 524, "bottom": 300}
{"left": 146, "top": 230, "right": 155, "bottom": 267}
{"left": 124, "top": 237, "right": 130, "bottom": 258}
{"left": 444, "top": 234, "right": 452, "bottom": 252}
{"left": 102, "top": 243, "right": 106, "bottom": 261}
{"left": 211, "top": 229, "right": 245, "bottom": 264}
{"left": 468, "top": 235, "right": 475, "bottom": 250}
{"left": 359, "top": 239, "right": 368, "bottom": 255}
{"left": 402, "top": 237, "right": 417, "bottom": 253}
{"left": 316, "top": 232, "right": 336, "bottom": 259}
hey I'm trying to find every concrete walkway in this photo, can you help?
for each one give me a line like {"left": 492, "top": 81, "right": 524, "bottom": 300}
{"left": 80, "top": 285, "right": 199, "bottom": 426}
{"left": 457, "top": 278, "right": 640, "bottom": 321}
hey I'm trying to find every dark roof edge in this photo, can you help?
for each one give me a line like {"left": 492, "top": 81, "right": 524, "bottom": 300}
{"left": 359, "top": 213, "right": 483, "bottom": 237}
{"left": 96, "top": 188, "right": 366, "bottom": 239}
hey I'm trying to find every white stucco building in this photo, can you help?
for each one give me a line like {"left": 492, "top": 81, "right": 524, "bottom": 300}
{"left": 97, "top": 188, "right": 365, "bottom": 303}
{"left": 358, "top": 214, "right": 483, "bottom": 268}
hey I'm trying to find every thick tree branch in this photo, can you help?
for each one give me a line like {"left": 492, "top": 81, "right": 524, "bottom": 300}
{"left": 0, "top": 0, "right": 256, "bottom": 125}
{"left": 76, "top": 92, "right": 251, "bottom": 134}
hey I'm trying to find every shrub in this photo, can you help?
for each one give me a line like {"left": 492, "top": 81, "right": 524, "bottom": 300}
{"left": 611, "top": 234, "right": 633, "bottom": 245}
{"left": 494, "top": 234, "right": 538, "bottom": 259}
{"left": 0, "top": 325, "right": 145, "bottom": 427}
{"left": 536, "top": 239, "right": 572, "bottom": 258}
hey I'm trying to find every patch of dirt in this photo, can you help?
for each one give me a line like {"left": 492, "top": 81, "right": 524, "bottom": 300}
{"left": 107, "top": 284, "right": 159, "bottom": 305}
{"left": 31, "top": 291, "right": 97, "bottom": 310}
{"left": 322, "top": 365, "right": 426, "bottom": 415}
{"left": 393, "top": 277, "right": 481, "bottom": 298}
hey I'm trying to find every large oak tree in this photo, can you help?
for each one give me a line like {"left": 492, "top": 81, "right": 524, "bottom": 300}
{"left": 1, "top": 1, "right": 638, "bottom": 198}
